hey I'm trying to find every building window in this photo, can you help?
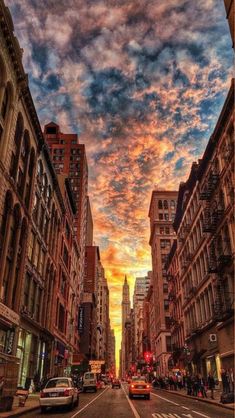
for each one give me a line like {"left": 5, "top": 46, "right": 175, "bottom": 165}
{"left": 1, "top": 86, "right": 9, "bottom": 120}
{"left": 164, "top": 213, "right": 169, "bottom": 220}
{"left": 160, "top": 227, "right": 164, "bottom": 235}
{"left": 23, "top": 272, "right": 30, "bottom": 308}
{"left": 164, "top": 300, "right": 169, "bottom": 310}
{"left": 158, "top": 200, "right": 163, "bottom": 209}
{"left": 58, "top": 304, "right": 65, "bottom": 332}
{"left": 159, "top": 213, "right": 163, "bottom": 220}
{"left": 63, "top": 245, "right": 69, "bottom": 267}
{"left": 166, "top": 336, "right": 171, "bottom": 352}
{"left": 170, "top": 200, "right": 176, "bottom": 209}
{"left": 164, "top": 200, "right": 168, "bottom": 209}
{"left": 163, "top": 283, "right": 168, "bottom": 293}
{"left": 165, "top": 227, "right": 170, "bottom": 234}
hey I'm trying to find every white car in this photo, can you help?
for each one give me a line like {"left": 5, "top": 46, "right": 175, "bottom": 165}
{"left": 83, "top": 372, "right": 97, "bottom": 392}
{"left": 40, "top": 377, "right": 79, "bottom": 413}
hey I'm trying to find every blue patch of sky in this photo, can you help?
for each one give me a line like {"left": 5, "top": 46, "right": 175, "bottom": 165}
{"left": 164, "top": 151, "right": 175, "bottom": 162}
{"left": 31, "top": 42, "right": 49, "bottom": 73}
{"left": 174, "top": 157, "right": 185, "bottom": 171}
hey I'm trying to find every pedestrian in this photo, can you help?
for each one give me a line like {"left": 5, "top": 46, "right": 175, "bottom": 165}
{"left": 221, "top": 369, "right": 230, "bottom": 394}
{"left": 228, "top": 369, "right": 234, "bottom": 392}
{"left": 198, "top": 374, "right": 207, "bottom": 398}
{"left": 186, "top": 373, "right": 192, "bottom": 396}
{"left": 207, "top": 373, "right": 215, "bottom": 399}
{"left": 192, "top": 375, "right": 199, "bottom": 397}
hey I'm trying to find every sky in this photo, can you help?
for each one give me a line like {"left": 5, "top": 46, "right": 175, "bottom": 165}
{"left": 6, "top": 0, "right": 233, "bottom": 367}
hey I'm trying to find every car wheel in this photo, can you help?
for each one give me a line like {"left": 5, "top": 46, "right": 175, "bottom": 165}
{"left": 146, "top": 394, "right": 150, "bottom": 400}
{"left": 83, "top": 387, "right": 86, "bottom": 393}
{"left": 41, "top": 406, "right": 47, "bottom": 413}
{"left": 69, "top": 397, "right": 74, "bottom": 410}
{"left": 94, "top": 387, "right": 97, "bottom": 392}
{"left": 129, "top": 393, "right": 132, "bottom": 399}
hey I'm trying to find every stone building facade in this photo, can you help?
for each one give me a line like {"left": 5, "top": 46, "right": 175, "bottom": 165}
{"left": 0, "top": 0, "right": 81, "bottom": 392}
{"left": 148, "top": 190, "right": 178, "bottom": 375}
{"left": 172, "top": 80, "right": 234, "bottom": 378}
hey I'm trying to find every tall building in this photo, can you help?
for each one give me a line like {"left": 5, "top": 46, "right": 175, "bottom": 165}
{"left": 148, "top": 190, "right": 178, "bottom": 375}
{"left": 172, "top": 80, "right": 234, "bottom": 378}
{"left": 0, "top": 1, "right": 81, "bottom": 402}
{"left": 96, "top": 264, "right": 109, "bottom": 363}
{"left": 133, "top": 275, "right": 151, "bottom": 362}
{"left": 107, "top": 328, "right": 116, "bottom": 377}
{"left": 120, "top": 275, "right": 130, "bottom": 378}
{"left": 79, "top": 246, "right": 100, "bottom": 360}
{"left": 86, "top": 196, "right": 93, "bottom": 246}
{"left": 44, "top": 122, "right": 88, "bottom": 299}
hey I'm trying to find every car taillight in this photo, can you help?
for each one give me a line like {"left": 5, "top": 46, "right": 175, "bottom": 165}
{"left": 146, "top": 385, "right": 150, "bottom": 388}
{"left": 131, "top": 384, "right": 134, "bottom": 388}
{"left": 40, "top": 391, "right": 45, "bottom": 398}
{"left": 64, "top": 389, "right": 70, "bottom": 396}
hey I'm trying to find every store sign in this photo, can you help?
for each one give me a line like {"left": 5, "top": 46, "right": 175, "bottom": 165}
{"left": 89, "top": 360, "right": 105, "bottom": 373}
{"left": 0, "top": 302, "right": 19, "bottom": 325}
{"left": 78, "top": 307, "right": 84, "bottom": 333}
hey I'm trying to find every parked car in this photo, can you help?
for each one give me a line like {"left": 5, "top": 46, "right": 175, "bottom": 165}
{"left": 129, "top": 376, "right": 151, "bottom": 399}
{"left": 112, "top": 379, "right": 121, "bottom": 389}
{"left": 40, "top": 377, "right": 79, "bottom": 413}
{"left": 83, "top": 372, "right": 97, "bottom": 392}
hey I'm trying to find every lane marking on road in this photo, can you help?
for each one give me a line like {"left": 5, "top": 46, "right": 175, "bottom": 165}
{"left": 181, "top": 406, "right": 190, "bottom": 410}
{"left": 152, "top": 414, "right": 185, "bottom": 417}
{"left": 191, "top": 411, "right": 210, "bottom": 418}
{"left": 150, "top": 392, "right": 179, "bottom": 406}
{"left": 121, "top": 385, "right": 141, "bottom": 418}
{"left": 71, "top": 387, "right": 109, "bottom": 417}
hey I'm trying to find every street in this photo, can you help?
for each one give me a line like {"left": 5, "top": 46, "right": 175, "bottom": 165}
{"left": 22, "top": 385, "right": 233, "bottom": 418}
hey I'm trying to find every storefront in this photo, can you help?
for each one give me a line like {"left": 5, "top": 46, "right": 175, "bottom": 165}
{"left": 0, "top": 302, "right": 19, "bottom": 357}
{"left": 16, "top": 327, "right": 51, "bottom": 388}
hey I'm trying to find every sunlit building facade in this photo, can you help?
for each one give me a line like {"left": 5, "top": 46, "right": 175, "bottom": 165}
{"left": 173, "top": 79, "right": 234, "bottom": 378}
{"left": 149, "top": 190, "right": 178, "bottom": 375}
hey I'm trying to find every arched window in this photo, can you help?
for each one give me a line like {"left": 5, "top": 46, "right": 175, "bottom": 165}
{"left": 0, "top": 191, "right": 13, "bottom": 257}
{"left": 37, "top": 160, "right": 43, "bottom": 178}
{"left": 1, "top": 86, "right": 9, "bottom": 120}
{"left": 10, "top": 113, "right": 24, "bottom": 180}
{"left": 170, "top": 200, "right": 176, "bottom": 209}
{"left": 164, "top": 200, "right": 168, "bottom": 209}
{"left": 25, "top": 148, "right": 35, "bottom": 208}
{"left": 46, "top": 185, "right": 51, "bottom": 208}
{"left": 158, "top": 200, "right": 163, "bottom": 209}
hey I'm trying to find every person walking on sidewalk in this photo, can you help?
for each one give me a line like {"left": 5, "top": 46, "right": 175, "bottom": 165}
{"left": 207, "top": 373, "right": 215, "bottom": 399}
{"left": 198, "top": 374, "right": 207, "bottom": 398}
{"left": 221, "top": 369, "right": 230, "bottom": 394}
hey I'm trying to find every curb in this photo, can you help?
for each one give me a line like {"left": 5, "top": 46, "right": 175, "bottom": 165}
{"left": 159, "top": 389, "right": 234, "bottom": 411}
{"left": 3, "top": 405, "right": 39, "bottom": 418}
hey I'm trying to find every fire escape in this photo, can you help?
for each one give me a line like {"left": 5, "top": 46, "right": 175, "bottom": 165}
{"left": 200, "top": 167, "right": 233, "bottom": 321}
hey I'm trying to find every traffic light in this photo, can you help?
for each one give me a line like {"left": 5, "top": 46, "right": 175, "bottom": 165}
{"left": 144, "top": 352, "right": 152, "bottom": 364}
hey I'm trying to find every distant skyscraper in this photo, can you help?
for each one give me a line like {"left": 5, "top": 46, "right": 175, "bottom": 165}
{"left": 120, "top": 275, "right": 130, "bottom": 377}
{"left": 133, "top": 275, "right": 151, "bottom": 360}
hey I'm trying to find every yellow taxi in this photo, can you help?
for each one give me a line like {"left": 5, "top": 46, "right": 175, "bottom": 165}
{"left": 129, "top": 376, "right": 151, "bottom": 400}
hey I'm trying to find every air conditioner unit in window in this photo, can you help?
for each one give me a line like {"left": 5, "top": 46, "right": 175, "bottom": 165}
{"left": 209, "top": 334, "right": 217, "bottom": 342}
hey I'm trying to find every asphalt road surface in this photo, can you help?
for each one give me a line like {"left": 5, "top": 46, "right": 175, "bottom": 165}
{"left": 22, "top": 384, "right": 234, "bottom": 418}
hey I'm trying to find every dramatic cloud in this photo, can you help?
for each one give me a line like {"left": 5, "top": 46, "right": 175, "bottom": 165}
{"left": 6, "top": 0, "right": 233, "bottom": 365}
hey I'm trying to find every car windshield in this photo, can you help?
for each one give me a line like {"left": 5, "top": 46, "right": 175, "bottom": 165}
{"left": 131, "top": 376, "right": 146, "bottom": 382}
{"left": 46, "top": 379, "right": 69, "bottom": 388}
{"left": 84, "top": 373, "right": 95, "bottom": 379}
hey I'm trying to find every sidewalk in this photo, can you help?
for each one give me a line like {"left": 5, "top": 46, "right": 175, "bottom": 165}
{"left": 159, "top": 387, "right": 235, "bottom": 411}
{"left": 0, "top": 394, "right": 40, "bottom": 418}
